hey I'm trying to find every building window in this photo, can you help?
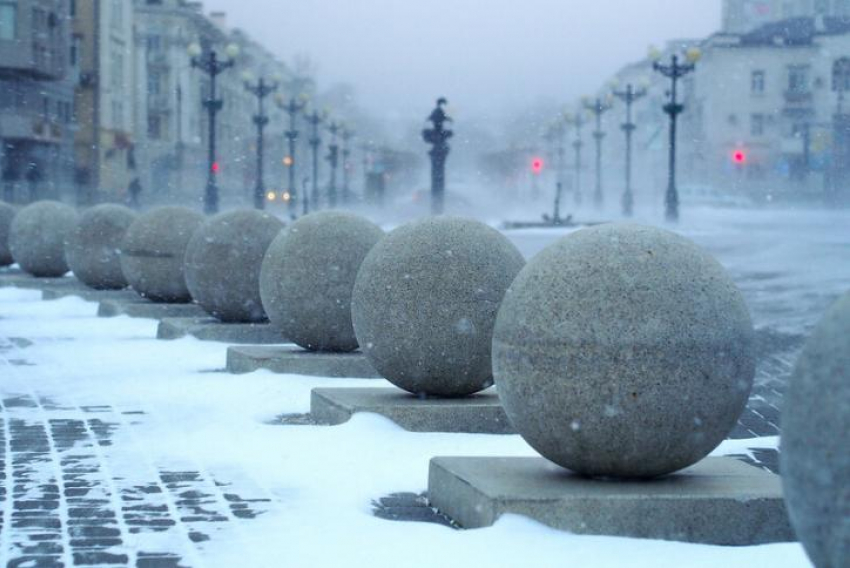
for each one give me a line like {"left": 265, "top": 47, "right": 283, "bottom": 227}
{"left": 751, "top": 114, "right": 765, "bottom": 136}
{"left": 788, "top": 65, "right": 810, "bottom": 94}
{"left": 833, "top": 58, "right": 850, "bottom": 93}
{"left": 148, "top": 116, "right": 161, "bottom": 139}
{"left": 111, "top": 0, "right": 123, "bottom": 30}
{"left": 148, "top": 71, "right": 161, "bottom": 95}
{"left": 751, "top": 70, "right": 765, "bottom": 94}
{"left": 0, "top": 3, "right": 16, "bottom": 40}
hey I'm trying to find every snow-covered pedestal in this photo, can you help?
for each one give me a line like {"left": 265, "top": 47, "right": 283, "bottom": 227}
{"left": 97, "top": 298, "right": 206, "bottom": 319}
{"left": 428, "top": 456, "right": 794, "bottom": 544}
{"left": 41, "top": 285, "right": 138, "bottom": 303}
{"left": 310, "top": 387, "right": 513, "bottom": 433}
{"left": 227, "top": 345, "right": 380, "bottom": 378}
{"left": 156, "top": 317, "right": 285, "bottom": 344}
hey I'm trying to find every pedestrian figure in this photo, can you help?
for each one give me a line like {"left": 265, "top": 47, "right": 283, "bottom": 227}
{"left": 128, "top": 177, "right": 142, "bottom": 209}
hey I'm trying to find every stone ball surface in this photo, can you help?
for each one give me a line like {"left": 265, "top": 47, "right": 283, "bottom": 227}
{"left": 9, "top": 201, "right": 78, "bottom": 277}
{"left": 65, "top": 204, "right": 137, "bottom": 289}
{"left": 781, "top": 292, "right": 850, "bottom": 568}
{"left": 120, "top": 206, "right": 204, "bottom": 302}
{"left": 493, "top": 223, "right": 755, "bottom": 479}
{"left": 352, "top": 216, "right": 525, "bottom": 397}
{"left": 185, "top": 209, "right": 285, "bottom": 322}
{"left": 0, "top": 201, "right": 16, "bottom": 266}
{"left": 260, "top": 211, "right": 384, "bottom": 352}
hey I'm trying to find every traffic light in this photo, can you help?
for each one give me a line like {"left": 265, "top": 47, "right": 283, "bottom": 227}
{"left": 531, "top": 157, "right": 544, "bottom": 174}
{"left": 732, "top": 150, "right": 747, "bottom": 164}
{"left": 211, "top": 161, "right": 221, "bottom": 174}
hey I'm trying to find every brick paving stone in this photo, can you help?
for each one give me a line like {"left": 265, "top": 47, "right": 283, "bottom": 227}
{"left": 0, "top": 364, "right": 274, "bottom": 567}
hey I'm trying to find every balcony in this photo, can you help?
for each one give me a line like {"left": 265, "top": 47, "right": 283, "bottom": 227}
{"left": 783, "top": 90, "right": 814, "bottom": 119}
{"left": 0, "top": 39, "right": 67, "bottom": 81}
{"left": 0, "top": 113, "right": 64, "bottom": 144}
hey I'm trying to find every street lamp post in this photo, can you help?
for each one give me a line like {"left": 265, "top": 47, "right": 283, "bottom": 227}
{"left": 653, "top": 49, "right": 700, "bottom": 222}
{"left": 613, "top": 83, "right": 647, "bottom": 217}
{"left": 565, "top": 112, "right": 586, "bottom": 206}
{"left": 341, "top": 127, "right": 354, "bottom": 205}
{"left": 305, "top": 109, "right": 324, "bottom": 212}
{"left": 583, "top": 96, "right": 613, "bottom": 208}
{"left": 279, "top": 96, "right": 306, "bottom": 219}
{"left": 189, "top": 43, "right": 238, "bottom": 214}
{"left": 243, "top": 76, "right": 278, "bottom": 210}
{"left": 326, "top": 121, "right": 340, "bottom": 208}
{"left": 422, "top": 98, "right": 453, "bottom": 215}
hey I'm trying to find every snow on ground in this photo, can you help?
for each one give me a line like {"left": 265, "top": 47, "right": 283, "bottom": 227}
{"left": 3, "top": 205, "right": 844, "bottom": 567}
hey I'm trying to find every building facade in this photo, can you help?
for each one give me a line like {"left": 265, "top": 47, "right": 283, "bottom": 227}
{"left": 0, "top": 0, "right": 75, "bottom": 203}
{"left": 682, "top": 17, "right": 850, "bottom": 202}
{"left": 72, "top": 0, "right": 137, "bottom": 204}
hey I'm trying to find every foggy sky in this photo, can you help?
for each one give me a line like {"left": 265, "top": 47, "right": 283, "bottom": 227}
{"left": 204, "top": 0, "right": 720, "bottom": 119}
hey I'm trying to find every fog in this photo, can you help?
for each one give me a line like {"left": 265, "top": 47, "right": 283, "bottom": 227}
{"left": 204, "top": 0, "right": 720, "bottom": 119}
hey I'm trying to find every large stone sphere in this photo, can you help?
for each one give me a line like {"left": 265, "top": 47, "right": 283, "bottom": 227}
{"left": 185, "top": 209, "right": 284, "bottom": 322}
{"left": 0, "top": 201, "right": 16, "bottom": 266}
{"left": 120, "top": 206, "right": 204, "bottom": 302}
{"left": 260, "top": 211, "right": 383, "bottom": 352}
{"left": 781, "top": 293, "right": 850, "bottom": 568}
{"left": 493, "top": 223, "right": 755, "bottom": 479}
{"left": 9, "top": 201, "right": 78, "bottom": 277}
{"left": 65, "top": 204, "right": 137, "bottom": 289}
{"left": 352, "top": 217, "right": 525, "bottom": 397}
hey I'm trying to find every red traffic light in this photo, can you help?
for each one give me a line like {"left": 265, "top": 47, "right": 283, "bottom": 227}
{"left": 212, "top": 161, "right": 221, "bottom": 174}
{"left": 732, "top": 150, "right": 747, "bottom": 164}
{"left": 531, "top": 157, "right": 544, "bottom": 174}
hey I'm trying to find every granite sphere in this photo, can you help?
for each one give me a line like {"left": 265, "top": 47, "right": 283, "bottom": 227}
{"left": 781, "top": 292, "right": 850, "bottom": 568}
{"left": 185, "top": 209, "right": 285, "bottom": 322}
{"left": 352, "top": 217, "right": 525, "bottom": 397}
{"left": 493, "top": 223, "right": 755, "bottom": 479}
{"left": 65, "top": 204, "right": 137, "bottom": 289}
{"left": 0, "top": 201, "right": 16, "bottom": 266}
{"left": 9, "top": 201, "right": 78, "bottom": 277}
{"left": 120, "top": 206, "right": 204, "bottom": 302}
{"left": 260, "top": 211, "right": 384, "bottom": 352}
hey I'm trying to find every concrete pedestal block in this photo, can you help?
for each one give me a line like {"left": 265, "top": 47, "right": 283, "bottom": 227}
{"left": 42, "top": 286, "right": 139, "bottom": 302}
{"left": 97, "top": 299, "right": 207, "bottom": 319}
{"left": 156, "top": 317, "right": 285, "bottom": 344}
{"left": 311, "top": 387, "right": 513, "bottom": 433}
{"left": 428, "top": 456, "right": 794, "bottom": 545}
{"left": 0, "top": 271, "right": 74, "bottom": 290}
{"left": 227, "top": 345, "right": 380, "bottom": 378}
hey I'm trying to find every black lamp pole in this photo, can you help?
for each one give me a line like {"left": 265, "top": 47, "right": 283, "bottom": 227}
{"left": 305, "top": 110, "right": 324, "bottom": 211}
{"left": 190, "top": 48, "right": 236, "bottom": 214}
{"left": 613, "top": 84, "right": 647, "bottom": 217}
{"left": 653, "top": 53, "right": 697, "bottom": 222}
{"left": 326, "top": 121, "right": 340, "bottom": 208}
{"left": 280, "top": 96, "right": 306, "bottom": 219}
{"left": 341, "top": 127, "right": 354, "bottom": 205}
{"left": 422, "top": 98, "right": 453, "bottom": 215}
{"left": 244, "top": 77, "right": 278, "bottom": 210}
{"left": 583, "top": 97, "right": 613, "bottom": 209}
{"left": 569, "top": 113, "right": 586, "bottom": 206}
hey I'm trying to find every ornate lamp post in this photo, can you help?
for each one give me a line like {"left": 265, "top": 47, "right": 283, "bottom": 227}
{"left": 188, "top": 42, "right": 239, "bottom": 214}
{"left": 583, "top": 96, "right": 614, "bottom": 208}
{"left": 304, "top": 109, "right": 325, "bottom": 212}
{"left": 243, "top": 74, "right": 278, "bottom": 210}
{"left": 422, "top": 98, "right": 453, "bottom": 215}
{"left": 565, "top": 111, "right": 586, "bottom": 206}
{"left": 278, "top": 95, "right": 306, "bottom": 219}
{"left": 341, "top": 126, "right": 354, "bottom": 205}
{"left": 613, "top": 82, "right": 648, "bottom": 217}
{"left": 652, "top": 47, "right": 700, "bottom": 222}
{"left": 326, "top": 121, "right": 341, "bottom": 208}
